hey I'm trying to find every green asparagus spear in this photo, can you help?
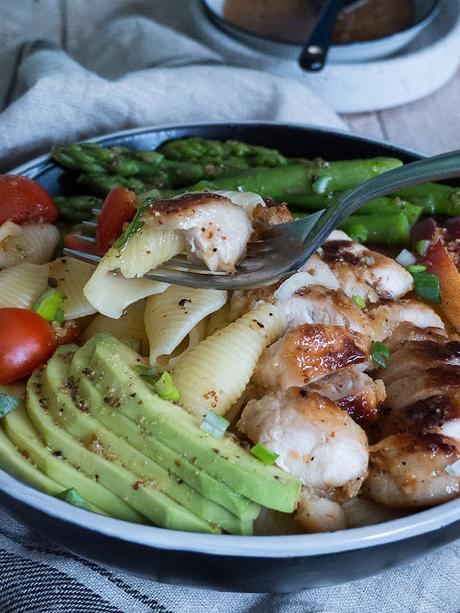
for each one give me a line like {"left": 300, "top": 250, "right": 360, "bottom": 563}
{"left": 76, "top": 173, "right": 159, "bottom": 196}
{"left": 395, "top": 182, "right": 460, "bottom": 217}
{"left": 286, "top": 193, "right": 422, "bottom": 220}
{"left": 339, "top": 213, "right": 411, "bottom": 245}
{"left": 53, "top": 143, "right": 165, "bottom": 176}
{"left": 53, "top": 143, "right": 284, "bottom": 189}
{"left": 188, "top": 158, "right": 402, "bottom": 200}
{"left": 158, "top": 137, "right": 288, "bottom": 167}
{"left": 54, "top": 196, "right": 103, "bottom": 223}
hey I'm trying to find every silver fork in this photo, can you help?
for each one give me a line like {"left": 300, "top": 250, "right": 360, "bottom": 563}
{"left": 64, "top": 149, "right": 460, "bottom": 290}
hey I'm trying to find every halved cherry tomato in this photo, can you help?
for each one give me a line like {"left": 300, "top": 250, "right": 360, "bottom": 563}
{"left": 96, "top": 187, "right": 137, "bottom": 253}
{"left": 424, "top": 238, "right": 460, "bottom": 332}
{"left": 0, "top": 308, "right": 57, "bottom": 384}
{"left": 0, "top": 175, "right": 57, "bottom": 225}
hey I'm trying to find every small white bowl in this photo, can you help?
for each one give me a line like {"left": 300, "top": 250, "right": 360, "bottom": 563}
{"left": 201, "top": 0, "right": 441, "bottom": 63}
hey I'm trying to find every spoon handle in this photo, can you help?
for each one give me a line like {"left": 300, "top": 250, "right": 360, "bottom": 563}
{"left": 299, "top": 0, "right": 343, "bottom": 72}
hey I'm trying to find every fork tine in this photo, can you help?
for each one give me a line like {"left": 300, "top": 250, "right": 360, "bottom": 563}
{"left": 63, "top": 248, "right": 101, "bottom": 264}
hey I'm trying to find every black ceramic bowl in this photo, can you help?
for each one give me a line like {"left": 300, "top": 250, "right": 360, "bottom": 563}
{"left": 3, "top": 122, "right": 460, "bottom": 593}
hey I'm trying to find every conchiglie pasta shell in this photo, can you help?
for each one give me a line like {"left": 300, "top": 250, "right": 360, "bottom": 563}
{"left": 206, "top": 302, "right": 231, "bottom": 336}
{"left": 116, "top": 227, "right": 185, "bottom": 278}
{"left": 171, "top": 302, "right": 286, "bottom": 419}
{"left": 84, "top": 249, "right": 169, "bottom": 318}
{"left": 0, "top": 262, "right": 49, "bottom": 309}
{"left": 49, "top": 257, "right": 97, "bottom": 320}
{"left": 82, "top": 299, "right": 148, "bottom": 350}
{"left": 0, "top": 222, "right": 59, "bottom": 268}
{"left": 145, "top": 286, "right": 227, "bottom": 368}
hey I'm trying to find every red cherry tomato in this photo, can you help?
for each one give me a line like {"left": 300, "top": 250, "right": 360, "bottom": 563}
{"left": 0, "top": 308, "right": 57, "bottom": 384}
{"left": 0, "top": 175, "right": 57, "bottom": 225}
{"left": 96, "top": 188, "right": 137, "bottom": 253}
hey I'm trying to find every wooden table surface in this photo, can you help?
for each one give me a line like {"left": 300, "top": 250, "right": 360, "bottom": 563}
{"left": 1, "top": 0, "right": 459, "bottom": 156}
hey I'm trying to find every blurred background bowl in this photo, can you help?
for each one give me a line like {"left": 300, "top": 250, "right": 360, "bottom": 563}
{"left": 201, "top": 0, "right": 441, "bottom": 63}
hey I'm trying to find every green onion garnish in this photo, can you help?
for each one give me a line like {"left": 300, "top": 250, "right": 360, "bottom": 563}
{"left": 352, "top": 295, "right": 366, "bottom": 308}
{"left": 0, "top": 393, "right": 21, "bottom": 418}
{"left": 250, "top": 443, "right": 279, "bottom": 465}
{"left": 153, "top": 372, "right": 181, "bottom": 402}
{"left": 135, "top": 364, "right": 161, "bottom": 382}
{"left": 411, "top": 271, "right": 441, "bottom": 304}
{"left": 112, "top": 198, "right": 155, "bottom": 250}
{"left": 415, "top": 239, "right": 430, "bottom": 256}
{"left": 33, "top": 288, "right": 64, "bottom": 323}
{"left": 347, "top": 224, "right": 368, "bottom": 244}
{"left": 55, "top": 488, "right": 91, "bottom": 511}
{"left": 371, "top": 341, "right": 391, "bottom": 369}
{"left": 407, "top": 264, "right": 427, "bottom": 273}
{"left": 201, "top": 411, "right": 230, "bottom": 438}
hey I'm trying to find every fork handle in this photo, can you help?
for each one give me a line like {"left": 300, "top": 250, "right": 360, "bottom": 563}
{"left": 304, "top": 148, "right": 460, "bottom": 251}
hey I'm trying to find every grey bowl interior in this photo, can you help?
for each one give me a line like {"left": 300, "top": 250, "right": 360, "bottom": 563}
{"left": 3, "top": 121, "right": 460, "bottom": 592}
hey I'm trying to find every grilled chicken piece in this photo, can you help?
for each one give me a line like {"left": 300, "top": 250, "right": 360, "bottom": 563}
{"left": 238, "top": 388, "right": 368, "bottom": 500}
{"left": 381, "top": 392, "right": 460, "bottom": 442}
{"left": 367, "top": 300, "right": 445, "bottom": 341}
{"left": 320, "top": 237, "right": 413, "bottom": 303}
{"left": 252, "top": 324, "right": 370, "bottom": 396}
{"left": 144, "top": 192, "right": 252, "bottom": 272}
{"left": 384, "top": 322, "right": 447, "bottom": 352}
{"left": 309, "top": 365, "right": 386, "bottom": 428}
{"left": 385, "top": 365, "right": 460, "bottom": 411}
{"left": 363, "top": 433, "right": 460, "bottom": 509}
{"left": 381, "top": 339, "right": 460, "bottom": 386}
{"left": 230, "top": 284, "right": 371, "bottom": 334}
{"left": 294, "top": 490, "right": 346, "bottom": 533}
{"left": 251, "top": 200, "right": 293, "bottom": 241}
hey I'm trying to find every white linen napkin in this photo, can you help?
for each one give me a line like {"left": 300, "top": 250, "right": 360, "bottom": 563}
{"left": 0, "top": 13, "right": 343, "bottom": 171}
{"left": 0, "top": 4, "right": 458, "bottom": 612}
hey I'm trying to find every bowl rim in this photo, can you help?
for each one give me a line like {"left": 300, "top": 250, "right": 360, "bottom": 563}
{"left": 199, "top": 0, "right": 441, "bottom": 51}
{"left": 4, "top": 119, "right": 459, "bottom": 559}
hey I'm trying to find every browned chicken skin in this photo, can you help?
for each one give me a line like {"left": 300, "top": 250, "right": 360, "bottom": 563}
{"left": 252, "top": 324, "right": 370, "bottom": 396}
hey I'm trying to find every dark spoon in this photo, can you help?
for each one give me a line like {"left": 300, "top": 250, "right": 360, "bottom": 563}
{"left": 299, "top": 0, "right": 366, "bottom": 72}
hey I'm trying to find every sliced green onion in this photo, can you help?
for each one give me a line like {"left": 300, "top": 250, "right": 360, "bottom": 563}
{"left": 55, "top": 488, "right": 91, "bottom": 510}
{"left": 371, "top": 341, "right": 391, "bottom": 369}
{"left": 0, "top": 393, "right": 21, "bottom": 418}
{"left": 407, "top": 264, "right": 427, "bottom": 273}
{"left": 347, "top": 224, "right": 368, "bottom": 243}
{"left": 33, "top": 288, "right": 64, "bottom": 322}
{"left": 411, "top": 271, "right": 441, "bottom": 305}
{"left": 153, "top": 372, "right": 181, "bottom": 402}
{"left": 395, "top": 248, "right": 416, "bottom": 267}
{"left": 201, "top": 411, "right": 230, "bottom": 438}
{"left": 135, "top": 364, "right": 161, "bottom": 382}
{"left": 250, "top": 443, "right": 279, "bottom": 465}
{"left": 415, "top": 239, "right": 430, "bottom": 256}
{"left": 112, "top": 198, "right": 154, "bottom": 250}
{"left": 352, "top": 295, "right": 366, "bottom": 308}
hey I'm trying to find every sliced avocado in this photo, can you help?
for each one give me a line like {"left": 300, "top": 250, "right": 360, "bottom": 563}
{"left": 76, "top": 334, "right": 301, "bottom": 513}
{"left": 0, "top": 424, "right": 61, "bottom": 496}
{"left": 3, "top": 405, "right": 139, "bottom": 522}
{"left": 26, "top": 370, "right": 216, "bottom": 533}
{"left": 72, "top": 340, "right": 259, "bottom": 522}
{"left": 44, "top": 347, "right": 251, "bottom": 535}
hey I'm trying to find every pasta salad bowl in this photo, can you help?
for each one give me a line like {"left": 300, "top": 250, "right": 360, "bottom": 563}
{"left": 0, "top": 122, "right": 459, "bottom": 593}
